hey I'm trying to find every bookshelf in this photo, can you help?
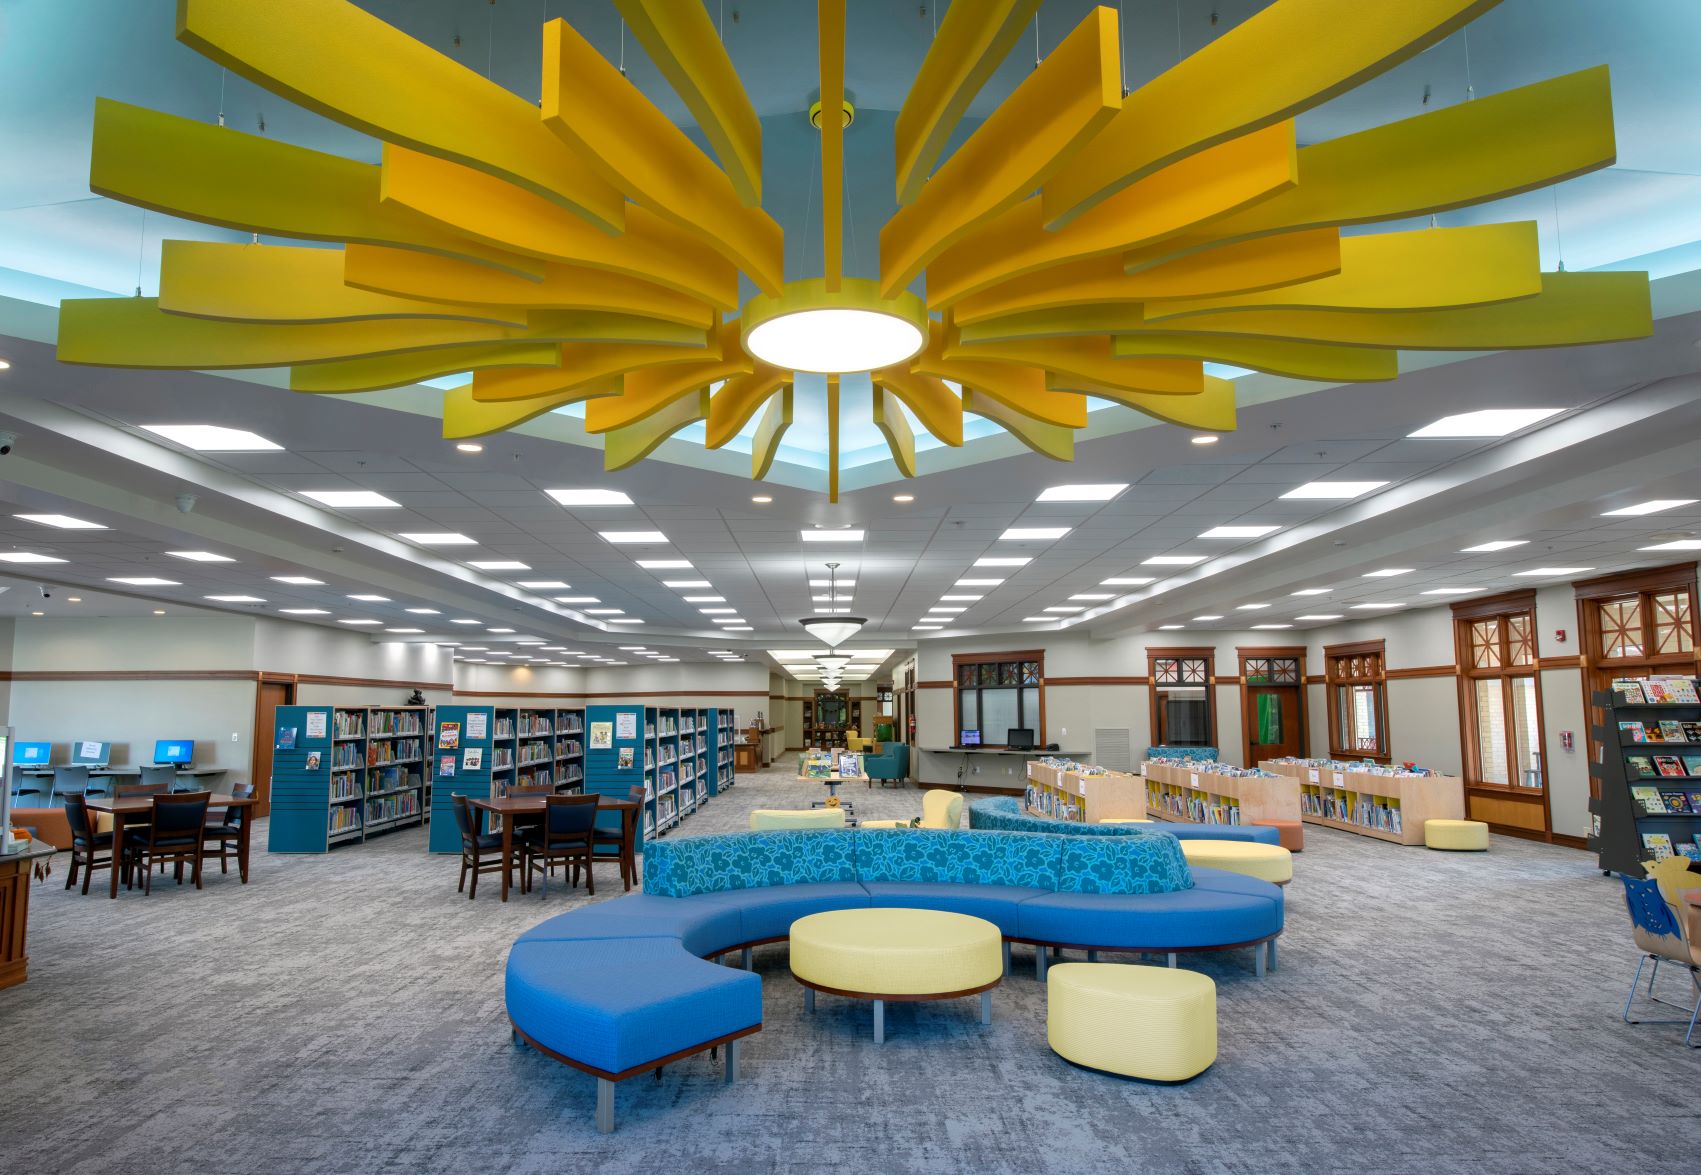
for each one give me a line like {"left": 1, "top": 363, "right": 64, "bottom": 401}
{"left": 585, "top": 704, "right": 652, "bottom": 846}
{"left": 1025, "top": 761, "right": 1146, "bottom": 823}
{"left": 1143, "top": 761, "right": 1300, "bottom": 828}
{"left": 1589, "top": 676, "right": 1701, "bottom": 876}
{"left": 427, "top": 704, "right": 496, "bottom": 854}
{"left": 268, "top": 705, "right": 429, "bottom": 853}
{"left": 1261, "top": 758, "right": 1463, "bottom": 845}
{"left": 706, "top": 707, "right": 737, "bottom": 796}
{"left": 803, "top": 690, "right": 863, "bottom": 750}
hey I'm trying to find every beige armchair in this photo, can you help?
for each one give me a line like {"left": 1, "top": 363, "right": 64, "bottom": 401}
{"left": 861, "top": 789, "right": 963, "bottom": 830}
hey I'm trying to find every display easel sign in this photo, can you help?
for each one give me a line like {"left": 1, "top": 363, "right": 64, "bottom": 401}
{"left": 466, "top": 712, "right": 488, "bottom": 740}
{"left": 615, "top": 711, "right": 638, "bottom": 740}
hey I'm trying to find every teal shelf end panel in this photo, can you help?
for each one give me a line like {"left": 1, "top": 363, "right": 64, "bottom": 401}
{"left": 585, "top": 704, "right": 649, "bottom": 848}
{"left": 707, "top": 708, "right": 736, "bottom": 796}
{"left": 268, "top": 705, "right": 333, "bottom": 853}
{"left": 427, "top": 704, "right": 496, "bottom": 854}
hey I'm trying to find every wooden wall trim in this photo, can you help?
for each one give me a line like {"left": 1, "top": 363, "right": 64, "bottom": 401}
{"left": 1572, "top": 560, "right": 1697, "bottom": 600}
{"left": 0, "top": 669, "right": 260, "bottom": 682}
{"left": 1322, "top": 638, "right": 1387, "bottom": 660}
{"left": 1385, "top": 664, "right": 1458, "bottom": 680}
{"left": 297, "top": 672, "right": 451, "bottom": 691}
{"left": 1047, "top": 676, "right": 1147, "bottom": 686}
{"left": 1537, "top": 655, "right": 1581, "bottom": 670}
{"left": 1448, "top": 588, "right": 1537, "bottom": 620}
{"left": 452, "top": 688, "right": 767, "bottom": 700}
{"left": 917, "top": 679, "right": 953, "bottom": 689}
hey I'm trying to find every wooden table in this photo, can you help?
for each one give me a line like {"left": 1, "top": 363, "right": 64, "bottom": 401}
{"left": 83, "top": 792, "right": 256, "bottom": 899}
{"left": 1, "top": 839, "right": 57, "bottom": 988}
{"left": 469, "top": 795, "right": 639, "bottom": 903}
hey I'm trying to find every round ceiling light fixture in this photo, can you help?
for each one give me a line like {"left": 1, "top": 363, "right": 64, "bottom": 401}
{"left": 743, "top": 278, "right": 928, "bottom": 374}
{"left": 797, "top": 561, "right": 866, "bottom": 648}
{"left": 814, "top": 653, "right": 852, "bottom": 672}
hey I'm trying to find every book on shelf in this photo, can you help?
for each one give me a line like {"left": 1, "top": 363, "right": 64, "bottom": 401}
{"left": 1641, "top": 832, "right": 1675, "bottom": 861}
{"left": 1663, "top": 791, "right": 1694, "bottom": 814}
{"left": 1620, "top": 721, "right": 1648, "bottom": 742}
{"left": 1678, "top": 841, "right": 1701, "bottom": 861}
{"left": 1630, "top": 785, "right": 1668, "bottom": 814}
{"left": 1655, "top": 755, "right": 1687, "bottom": 778}
{"left": 1685, "top": 722, "right": 1701, "bottom": 742}
{"left": 305, "top": 751, "right": 322, "bottom": 772}
{"left": 1612, "top": 679, "right": 1648, "bottom": 705}
{"left": 1647, "top": 677, "right": 1701, "bottom": 704}
{"left": 1658, "top": 720, "right": 1688, "bottom": 741}
{"left": 1626, "top": 754, "right": 1656, "bottom": 779}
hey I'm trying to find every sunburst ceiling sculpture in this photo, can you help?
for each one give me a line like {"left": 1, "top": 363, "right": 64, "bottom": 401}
{"left": 58, "top": 0, "right": 1652, "bottom": 502}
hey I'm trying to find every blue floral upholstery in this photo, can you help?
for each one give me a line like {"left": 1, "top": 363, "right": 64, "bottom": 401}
{"left": 969, "top": 796, "right": 1280, "bottom": 844}
{"left": 1057, "top": 835, "right": 1192, "bottom": 894}
{"left": 642, "top": 829, "right": 858, "bottom": 897}
{"left": 854, "top": 828, "right": 1063, "bottom": 888}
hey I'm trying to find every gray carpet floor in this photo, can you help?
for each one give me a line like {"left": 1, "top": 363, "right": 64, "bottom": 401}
{"left": 2, "top": 767, "right": 1697, "bottom": 1174}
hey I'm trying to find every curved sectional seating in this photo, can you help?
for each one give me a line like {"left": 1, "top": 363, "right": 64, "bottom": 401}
{"left": 970, "top": 795, "right": 1281, "bottom": 844}
{"left": 505, "top": 827, "right": 1283, "bottom": 1131}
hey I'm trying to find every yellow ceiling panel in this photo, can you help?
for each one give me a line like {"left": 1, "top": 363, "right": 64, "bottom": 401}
{"left": 291, "top": 343, "right": 561, "bottom": 394}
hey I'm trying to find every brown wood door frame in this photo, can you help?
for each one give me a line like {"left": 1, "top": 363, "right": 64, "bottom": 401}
{"left": 1146, "top": 646, "right": 1216, "bottom": 751}
{"left": 1236, "top": 646, "right": 1308, "bottom": 767}
{"left": 1450, "top": 592, "right": 1552, "bottom": 839}
{"left": 250, "top": 676, "right": 296, "bottom": 818}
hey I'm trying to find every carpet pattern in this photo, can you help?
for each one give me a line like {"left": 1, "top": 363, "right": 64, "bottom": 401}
{"left": 1, "top": 768, "right": 1695, "bottom": 1174}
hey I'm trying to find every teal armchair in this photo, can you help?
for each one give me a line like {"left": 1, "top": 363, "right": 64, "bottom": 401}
{"left": 861, "top": 743, "right": 909, "bottom": 787}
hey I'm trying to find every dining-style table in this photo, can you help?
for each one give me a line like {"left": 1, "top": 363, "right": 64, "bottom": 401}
{"left": 83, "top": 791, "right": 257, "bottom": 899}
{"left": 468, "top": 795, "right": 640, "bottom": 902}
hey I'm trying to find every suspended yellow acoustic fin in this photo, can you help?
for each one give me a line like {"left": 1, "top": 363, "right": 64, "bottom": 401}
{"left": 752, "top": 387, "right": 795, "bottom": 479}
{"left": 947, "top": 334, "right": 1205, "bottom": 397}
{"left": 1106, "top": 334, "right": 1396, "bottom": 382}
{"left": 707, "top": 369, "right": 791, "bottom": 449}
{"left": 604, "top": 389, "right": 712, "bottom": 471}
{"left": 586, "top": 352, "right": 755, "bottom": 434}
{"left": 473, "top": 335, "right": 724, "bottom": 404}
{"left": 880, "top": 6, "right": 1122, "bottom": 298}
{"left": 913, "top": 353, "right": 1089, "bottom": 429}
{"left": 872, "top": 386, "right": 918, "bottom": 478}
{"left": 894, "top": 0, "right": 1042, "bottom": 206}
{"left": 964, "top": 389, "right": 1074, "bottom": 461}
{"left": 1051, "top": 376, "right": 1238, "bottom": 431}
{"left": 291, "top": 343, "right": 560, "bottom": 393}
{"left": 177, "top": 0, "right": 624, "bottom": 230}
{"left": 442, "top": 379, "right": 619, "bottom": 439}
{"left": 873, "top": 369, "right": 965, "bottom": 447}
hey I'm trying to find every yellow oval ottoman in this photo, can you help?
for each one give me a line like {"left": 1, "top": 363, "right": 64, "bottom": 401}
{"left": 790, "top": 908, "right": 1002, "bottom": 1043}
{"left": 1177, "top": 839, "right": 1293, "bottom": 885}
{"left": 1048, "top": 963, "right": 1216, "bottom": 1082}
{"left": 748, "top": 808, "right": 846, "bottom": 830}
{"left": 1424, "top": 818, "right": 1489, "bottom": 851}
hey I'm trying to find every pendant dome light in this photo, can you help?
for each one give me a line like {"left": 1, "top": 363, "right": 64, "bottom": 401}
{"left": 798, "top": 562, "right": 865, "bottom": 648}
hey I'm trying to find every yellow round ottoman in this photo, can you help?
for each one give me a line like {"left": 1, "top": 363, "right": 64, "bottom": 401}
{"left": 748, "top": 808, "right": 846, "bottom": 830}
{"left": 790, "top": 908, "right": 1002, "bottom": 1043}
{"left": 1177, "top": 839, "right": 1293, "bottom": 885}
{"left": 1047, "top": 963, "right": 1217, "bottom": 1082}
{"left": 1424, "top": 818, "right": 1489, "bottom": 851}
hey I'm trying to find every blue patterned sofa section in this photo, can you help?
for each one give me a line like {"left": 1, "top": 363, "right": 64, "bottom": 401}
{"left": 969, "top": 796, "right": 1280, "bottom": 844}
{"left": 505, "top": 827, "right": 1279, "bottom": 1129}
{"left": 1146, "top": 745, "right": 1219, "bottom": 762}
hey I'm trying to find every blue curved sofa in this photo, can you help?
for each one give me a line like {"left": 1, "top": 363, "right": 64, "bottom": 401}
{"left": 973, "top": 796, "right": 1281, "bottom": 843}
{"left": 505, "top": 827, "right": 1282, "bottom": 1131}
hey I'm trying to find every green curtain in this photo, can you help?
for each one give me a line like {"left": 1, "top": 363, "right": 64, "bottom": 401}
{"left": 1256, "top": 694, "right": 1283, "bottom": 745}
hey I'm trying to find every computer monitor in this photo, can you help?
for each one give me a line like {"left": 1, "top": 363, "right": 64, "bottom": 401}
{"left": 960, "top": 729, "right": 982, "bottom": 747}
{"left": 13, "top": 741, "right": 51, "bottom": 767}
{"left": 71, "top": 740, "right": 111, "bottom": 767}
{"left": 153, "top": 739, "right": 194, "bottom": 767}
{"left": 1006, "top": 727, "right": 1035, "bottom": 751}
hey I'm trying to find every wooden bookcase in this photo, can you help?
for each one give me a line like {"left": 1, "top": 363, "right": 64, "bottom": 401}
{"left": 803, "top": 689, "right": 862, "bottom": 749}
{"left": 1025, "top": 762, "right": 1145, "bottom": 823}
{"left": 1143, "top": 761, "right": 1301, "bottom": 828}
{"left": 1261, "top": 759, "right": 1463, "bottom": 845}
{"left": 1588, "top": 683, "right": 1701, "bottom": 877}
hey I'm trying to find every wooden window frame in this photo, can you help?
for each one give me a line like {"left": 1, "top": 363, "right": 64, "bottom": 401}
{"left": 1236, "top": 646, "right": 1308, "bottom": 768}
{"left": 1146, "top": 646, "right": 1218, "bottom": 750}
{"left": 950, "top": 650, "right": 1045, "bottom": 748}
{"left": 1451, "top": 590, "right": 1548, "bottom": 793}
{"left": 1323, "top": 639, "right": 1390, "bottom": 762}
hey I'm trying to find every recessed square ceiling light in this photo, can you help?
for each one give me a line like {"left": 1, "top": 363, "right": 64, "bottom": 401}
{"left": 106, "top": 575, "right": 176, "bottom": 584}
{"left": 488, "top": 627, "right": 516, "bottom": 633}
{"left": 637, "top": 559, "right": 693, "bottom": 569}
{"left": 1070, "top": 593, "right": 1113, "bottom": 601}
{"left": 1513, "top": 566, "right": 1594, "bottom": 576}
{"left": 1021, "top": 616, "right": 1056, "bottom": 623}
{"left": 599, "top": 530, "right": 669, "bottom": 543}
{"left": 1193, "top": 614, "right": 1223, "bottom": 621}
{"left": 1279, "top": 481, "right": 1388, "bottom": 499}
{"left": 1350, "top": 603, "right": 1405, "bottom": 610}
{"left": 607, "top": 618, "right": 645, "bottom": 624}
{"left": 301, "top": 490, "right": 401, "bottom": 508}
{"left": 546, "top": 488, "right": 633, "bottom": 506}
{"left": 1408, "top": 408, "right": 1562, "bottom": 437}
{"left": 1251, "top": 623, "right": 1293, "bottom": 630}
{"left": 1602, "top": 499, "right": 1697, "bottom": 517}
{"left": 1198, "top": 525, "right": 1280, "bottom": 539}
{"left": 802, "top": 529, "right": 865, "bottom": 542}
{"left": 711, "top": 617, "right": 745, "bottom": 624}
{"left": 1421, "top": 588, "right": 1482, "bottom": 595}
{"left": 338, "top": 618, "right": 382, "bottom": 625}
{"left": 1295, "top": 614, "right": 1343, "bottom": 621}
{"left": 405, "top": 608, "right": 441, "bottom": 615}
{"left": 1363, "top": 568, "right": 1412, "bottom": 578}
{"left": 940, "top": 594, "right": 983, "bottom": 601}
{"left": 385, "top": 627, "right": 424, "bottom": 634}
{"left": 812, "top": 594, "right": 854, "bottom": 603}
{"left": 142, "top": 424, "right": 282, "bottom": 451}
{"left": 1641, "top": 539, "right": 1701, "bottom": 551}
{"left": 665, "top": 579, "right": 713, "bottom": 588}
{"left": 809, "top": 579, "right": 856, "bottom": 588}
{"left": 165, "top": 551, "right": 237, "bottom": 564}
{"left": 999, "top": 527, "right": 1070, "bottom": 541}
{"left": 399, "top": 532, "right": 476, "bottom": 545}
{"left": 1044, "top": 605, "right": 1085, "bottom": 613}
{"left": 554, "top": 596, "right": 601, "bottom": 604}
{"left": 0, "top": 552, "right": 68, "bottom": 564}
{"left": 1142, "top": 555, "right": 1207, "bottom": 566}
{"left": 279, "top": 608, "right": 330, "bottom": 615}
{"left": 205, "top": 594, "right": 265, "bottom": 603}
{"left": 1291, "top": 588, "right": 1332, "bottom": 596}
{"left": 699, "top": 607, "right": 736, "bottom": 614}
{"left": 929, "top": 607, "right": 966, "bottom": 614}
{"left": 1101, "top": 577, "right": 1155, "bottom": 586}
{"left": 347, "top": 594, "right": 390, "bottom": 602}
{"left": 271, "top": 575, "right": 324, "bottom": 585}
{"left": 683, "top": 595, "right": 726, "bottom": 603}
{"left": 1036, "top": 484, "right": 1127, "bottom": 502}
{"left": 1460, "top": 540, "right": 1527, "bottom": 553}
{"left": 469, "top": 560, "right": 530, "bottom": 570}
{"left": 15, "top": 513, "right": 106, "bottom": 529}
{"left": 450, "top": 618, "right": 482, "bottom": 625}
{"left": 1236, "top": 603, "right": 1269, "bottom": 610}
{"left": 975, "top": 556, "right": 1031, "bottom": 567}
{"left": 956, "top": 578, "right": 1004, "bottom": 587}
{"left": 585, "top": 609, "right": 624, "bottom": 615}
{"left": 1158, "top": 624, "right": 1185, "bottom": 630}
{"left": 516, "top": 580, "right": 569, "bottom": 589}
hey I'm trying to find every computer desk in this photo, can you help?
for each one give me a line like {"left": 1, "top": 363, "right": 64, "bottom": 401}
{"left": 919, "top": 746, "right": 1091, "bottom": 789}
{"left": 87, "top": 766, "right": 229, "bottom": 780}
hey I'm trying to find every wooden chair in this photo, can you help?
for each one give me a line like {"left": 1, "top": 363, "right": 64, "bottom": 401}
{"left": 201, "top": 782, "right": 253, "bottom": 875}
{"left": 451, "top": 794, "right": 514, "bottom": 900}
{"left": 523, "top": 794, "right": 599, "bottom": 899}
{"left": 590, "top": 786, "right": 644, "bottom": 891}
{"left": 61, "top": 794, "right": 120, "bottom": 896}
{"left": 124, "top": 792, "right": 211, "bottom": 894}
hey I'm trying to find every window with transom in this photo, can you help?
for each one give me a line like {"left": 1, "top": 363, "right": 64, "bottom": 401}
{"left": 1244, "top": 657, "right": 1300, "bottom": 685}
{"left": 1325, "top": 641, "right": 1388, "bottom": 760}
{"left": 1454, "top": 596, "right": 1544, "bottom": 793}
{"left": 1147, "top": 649, "right": 1215, "bottom": 748}
{"left": 952, "top": 653, "right": 1043, "bottom": 746}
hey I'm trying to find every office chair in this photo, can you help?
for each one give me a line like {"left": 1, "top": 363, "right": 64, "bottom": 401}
{"left": 9, "top": 765, "right": 45, "bottom": 807}
{"left": 50, "top": 765, "right": 91, "bottom": 803}
{"left": 140, "top": 764, "right": 178, "bottom": 789}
